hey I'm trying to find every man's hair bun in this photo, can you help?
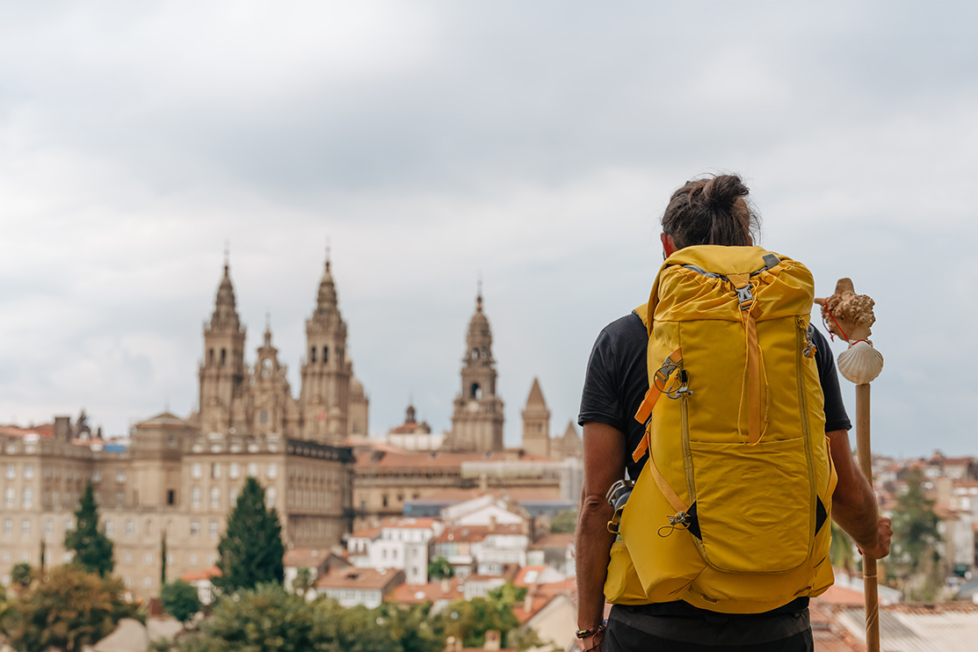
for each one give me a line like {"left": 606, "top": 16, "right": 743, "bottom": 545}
{"left": 661, "top": 173, "right": 760, "bottom": 250}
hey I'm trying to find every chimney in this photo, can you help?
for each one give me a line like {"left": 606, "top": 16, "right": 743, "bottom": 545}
{"left": 479, "top": 472, "right": 488, "bottom": 492}
{"left": 523, "top": 589, "right": 534, "bottom": 614}
{"left": 54, "top": 416, "right": 71, "bottom": 442}
{"left": 488, "top": 515, "right": 496, "bottom": 532}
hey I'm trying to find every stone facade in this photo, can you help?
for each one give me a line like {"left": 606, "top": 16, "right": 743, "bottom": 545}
{"left": 0, "top": 255, "right": 361, "bottom": 599}
{"left": 445, "top": 292, "right": 504, "bottom": 453}
{"left": 521, "top": 378, "right": 551, "bottom": 459}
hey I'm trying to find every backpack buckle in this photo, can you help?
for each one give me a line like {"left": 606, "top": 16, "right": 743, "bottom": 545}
{"left": 665, "top": 370, "right": 692, "bottom": 399}
{"left": 735, "top": 285, "right": 754, "bottom": 309}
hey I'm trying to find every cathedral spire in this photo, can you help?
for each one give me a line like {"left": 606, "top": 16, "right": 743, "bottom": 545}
{"left": 316, "top": 245, "right": 338, "bottom": 314}
{"left": 210, "top": 254, "right": 241, "bottom": 332}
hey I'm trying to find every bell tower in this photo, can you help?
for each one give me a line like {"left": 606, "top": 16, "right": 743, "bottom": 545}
{"left": 299, "top": 248, "right": 350, "bottom": 444}
{"left": 447, "top": 287, "right": 504, "bottom": 453}
{"left": 198, "top": 255, "right": 247, "bottom": 435}
{"left": 521, "top": 377, "right": 550, "bottom": 458}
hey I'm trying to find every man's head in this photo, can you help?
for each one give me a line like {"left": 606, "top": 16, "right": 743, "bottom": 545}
{"left": 660, "top": 174, "right": 761, "bottom": 258}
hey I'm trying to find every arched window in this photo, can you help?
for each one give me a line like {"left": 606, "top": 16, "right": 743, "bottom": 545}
{"left": 323, "top": 347, "right": 328, "bottom": 364}
{"left": 470, "top": 383, "right": 482, "bottom": 399}
{"left": 209, "top": 349, "right": 214, "bottom": 364}
{"left": 220, "top": 349, "right": 226, "bottom": 365}
{"left": 472, "top": 348, "right": 480, "bottom": 360}
{"left": 310, "top": 347, "right": 316, "bottom": 363}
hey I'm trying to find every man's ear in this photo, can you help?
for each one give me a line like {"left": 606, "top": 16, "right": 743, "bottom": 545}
{"left": 660, "top": 233, "right": 678, "bottom": 258}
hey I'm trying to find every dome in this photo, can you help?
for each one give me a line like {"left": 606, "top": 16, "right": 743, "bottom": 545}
{"left": 349, "top": 375, "right": 365, "bottom": 398}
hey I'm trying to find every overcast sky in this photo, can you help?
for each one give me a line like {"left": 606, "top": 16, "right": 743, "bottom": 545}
{"left": 1, "top": 1, "right": 976, "bottom": 456}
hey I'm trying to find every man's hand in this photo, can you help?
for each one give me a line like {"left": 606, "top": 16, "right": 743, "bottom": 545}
{"left": 857, "top": 516, "right": 892, "bottom": 560}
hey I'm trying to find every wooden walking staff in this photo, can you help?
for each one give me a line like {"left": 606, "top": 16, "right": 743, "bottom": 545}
{"left": 816, "top": 278, "right": 885, "bottom": 652}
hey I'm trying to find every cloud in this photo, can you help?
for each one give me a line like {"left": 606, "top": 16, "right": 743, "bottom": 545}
{"left": 1, "top": 2, "right": 976, "bottom": 455}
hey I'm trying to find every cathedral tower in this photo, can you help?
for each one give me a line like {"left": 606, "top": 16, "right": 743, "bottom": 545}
{"left": 198, "top": 258, "right": 247, "bottom": 435}
{"left": 447, "top": 289, "right": 504, "bottom": 453}
{"left": 250, "top": 320, "right": 301, "bottom": 437}
{"left": 521, "top": 377, "right": 550, "bottom": 458}
{"left": 299, "top": 251, "right": 351, "bottom": 444}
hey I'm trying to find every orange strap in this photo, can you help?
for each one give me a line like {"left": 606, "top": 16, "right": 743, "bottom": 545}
{"left": 729, "top": 275, "right": 766, "bottom": 446}
{"left": 632, "top": 348, "right": 682, "bottom": 463}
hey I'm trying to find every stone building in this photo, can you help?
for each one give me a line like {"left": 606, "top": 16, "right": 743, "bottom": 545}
{"left": 0, "top": 254, "right": 361, "bottom": 599}
{"left": 521, "top": 378, "right": 551, "bottom": 459}
{"left": 445, "top": 291, "right": 504, "bottom": 454}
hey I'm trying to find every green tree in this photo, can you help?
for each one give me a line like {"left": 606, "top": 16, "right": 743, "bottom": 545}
{"left": 441, "top": 582, "right": 524, "bottom": 649}
{"left": 891, "top": 469, "right": 942, "bottom": 576}
{"left": 291, "top": 567, "right": 315, "bottom": 599}
{"left": 10, "top": 564, "right": 32, "bottom": 590}
{"left": 374, "top": 602, "right": 444, "bottom": 652}
{"left": 65, "top": 482, "right": 114, "bottom": 577}
{"left": 0, "top": 566, "right": 141, "bottom": 651}
{"left": 161, "top": 530, "right": 169, "bottom": 585}
{"left": 160, "top": 580, "right": 202, "bottom": 625}
{"left": 212, "top": 478, "right": 284, "bottom": 594}
{"left": 427, "top": 557, "right": 454, "bottom": 580}
{"left": 549, "top": 509, "right": 577, "bottom": 534}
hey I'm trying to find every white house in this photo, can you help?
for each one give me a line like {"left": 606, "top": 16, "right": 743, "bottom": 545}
{"left": 346, "top": 517, "right": 443, "bottom": 584}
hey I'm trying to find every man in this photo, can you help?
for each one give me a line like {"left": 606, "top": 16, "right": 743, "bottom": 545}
{"left": 575, "top": 175, "right": 892, "bottom": 651}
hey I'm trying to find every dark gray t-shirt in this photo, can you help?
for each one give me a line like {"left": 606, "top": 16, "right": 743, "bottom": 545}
{"left": 578, "top": 311, "right": 851, "bottom": 643}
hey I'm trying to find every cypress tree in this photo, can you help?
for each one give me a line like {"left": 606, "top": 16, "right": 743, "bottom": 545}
{"left": 65, "top": 483, "right": 114, "bottom": 577}
{"left": 213, "top": 477, "right": 284, "bottom": 594}
{"left": 161, "top": 530, "right": 167, "bottom": 585}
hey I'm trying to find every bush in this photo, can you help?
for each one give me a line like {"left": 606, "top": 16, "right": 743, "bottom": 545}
{"left": 161, "top": 580, "right": 202, "bottom": 624}
{"left": 0, "top": 566, "right": 141, "bottom": 651}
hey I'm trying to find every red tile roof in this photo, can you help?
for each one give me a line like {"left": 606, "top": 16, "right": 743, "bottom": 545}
{"left": 0, "top": 423, "right": 54, "bottom": 437}
{"left": 181, "top": 566, "right": 221, "bottom": 582}
{"left": 387, "top": 580, "right": 464, "bottom": 604}
{"left": 316, "top": 567, "right": 404, "bottom": 591}
{"left": 814, "top": 584, "right": 865, "bottom": 607}
{"left": 283, "top": 549, "right": 328, "bottom": 568}
{"left": 512, "top": 595, "right": 556, "bottom": 624}
{"left": 433, "top": 523, "right": 523, "bottom": 544}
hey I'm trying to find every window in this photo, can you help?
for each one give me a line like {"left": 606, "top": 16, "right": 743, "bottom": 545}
{"left": 221, "top": 348, "right": 226, "bottom": 365}
{"left": 211, "top": 487, "right": 220, "bottom": 508}
{"left": 22, "top": 487, "right": 32, "bottom": 508}
{"left": 116, "top": 491, "right": 124, "bottom": 506}
{"left": 260, "top": 409, "right": 268, "bottom": 424}
{"left": 266, "top": 488, "right": 276, "bottom": 509}
{"left": 126, "top": 519, "right": 134, "bottom": 537}
{"left": 21, "top": 519, "right": 30, "bottom": 536}
{"left": 63, "top": 552, "right": 73, "bottom": 562}
{"left": 229, "top": 463, "right": 240, "bottom": 479}
{"left": 3, "top": 519, "right": 11, "bottom": 535}
{"left": 92, "top": 469, "right": 101, "bottom": 482}
{"left": 310, "top": 347, "right": 316, "bottom": 363}
{"left": 53, "top": 491, "right": 59, "bottom": 506}
{"left": 323, "top": 347, "right": 328, "bottom": 364}
{"left": 190, "top": 554, "right": 197, "bottom": 565}
{"left": 65, "top": 517, "right": 74, "bottom": 531}
{"left": 5, "top": 464, "right": 14, "bottom": 479}
{"left": 191, "top": 463, "right": 202, "bottom": 479}
{"left": 167, "top": 434, "right": 177, "bottom": 448}
{"left": 211, "top": 463, "right": 221, "bottom": 479}
{"left": 44, "top": 519, "right": 52, "bottom": 537}
{"left": 192, "top": 487, "right": 201, "bottom": 507}
{"left": 144, "top": 577, "right": 152, "bottom": 588}
{"left": 382, "top": 494, "right": 388, "bottom": 508}
{"left": 230, "top": 487, "right": 238, "bottom": 505}
{"left": 190, "top": 520, "right": 199, "bottom": 537}
{"left": 124, "top": 577, "right": 132, "bottom": 587}
{"left": 124, "top": 553, "right": 132, "bottom": 564}
{"left": 167, "top": 490, "right": 175, "bottom": 505}
{"left": 116, "top": 470, "right": 126, "bottom": 483}
{"left": 209, "top": 348, "right": 214, "bottom": 364}
{"left": 5, "top": 487, "right": 13, "bottom": 507}
{"left": 166, "top": 553, "right": 174, "bottom": 564}
{"left": 209, "top": 520, "right": 218, "bottom": 537}
{"left": 106, "top": 520, "right": 114, "bottom": 537}
{"left": 247, "top": 463, "right": 258, "bottom": 477}
{"left": 145, "top": 553, "right": 153, "bottom": 564}
{"left": 267, "top": 463, "right": 277, "bottom": 479}
{"left": 24, "top": 464, "right": 33, "bottom": 479}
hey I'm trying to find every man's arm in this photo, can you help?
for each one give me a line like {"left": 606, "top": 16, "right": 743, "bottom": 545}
{"left": 828, "top": 429, "right": 892, "bottom": 559}
{"left": 576, "top": 422, "right": 627, "bottom": 647}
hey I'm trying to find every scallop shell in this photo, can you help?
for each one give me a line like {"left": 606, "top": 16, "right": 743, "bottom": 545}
{"left": 837, "top": 341, "right": 884, "bottom": 385}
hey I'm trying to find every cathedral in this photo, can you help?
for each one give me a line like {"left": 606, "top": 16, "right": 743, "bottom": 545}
{"left": 191, "top": 253, "right": 369, "bottom": 444}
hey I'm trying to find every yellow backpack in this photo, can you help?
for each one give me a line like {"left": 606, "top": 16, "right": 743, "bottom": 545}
{"left": 604, "top": 245, "right": 838, "bottom": 614}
